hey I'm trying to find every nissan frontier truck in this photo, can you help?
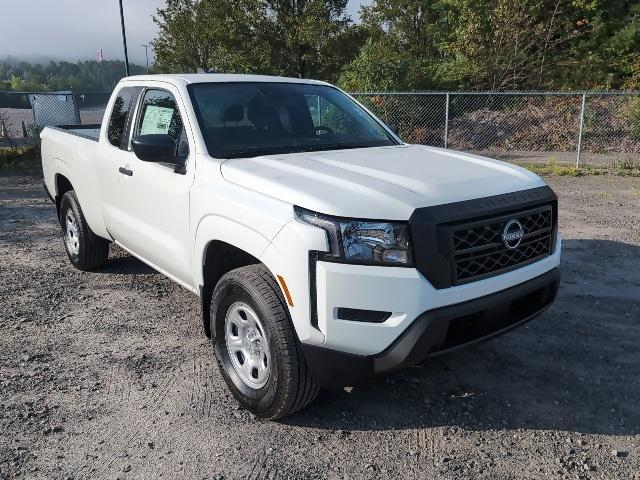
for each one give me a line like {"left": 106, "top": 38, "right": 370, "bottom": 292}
{"left": 41, "top": 74, "right": 560, "bottom": 419}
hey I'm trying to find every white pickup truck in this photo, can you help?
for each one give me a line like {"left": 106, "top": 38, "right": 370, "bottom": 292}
{"left": 41, "top": 74, "right": 561, "bottom": 419}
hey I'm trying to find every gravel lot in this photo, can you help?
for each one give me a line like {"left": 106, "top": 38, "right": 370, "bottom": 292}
{"left": 1, "top": 173, "right": 639, "bottom": 480}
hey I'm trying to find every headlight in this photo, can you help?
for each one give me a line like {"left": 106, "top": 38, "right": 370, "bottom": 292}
{"left": 295, "top": 207, "right": 413, "bottom": 266}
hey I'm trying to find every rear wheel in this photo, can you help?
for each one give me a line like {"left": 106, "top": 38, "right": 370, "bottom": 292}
{"left": 59, "top": 191, "right": 109, "bottom": 271}
{"left": 211, "top": 264, "right": 319, "bottom": 419}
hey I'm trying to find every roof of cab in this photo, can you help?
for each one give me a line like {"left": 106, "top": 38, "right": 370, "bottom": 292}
{"left": 120, "top": 73, "right": 330, "bottom": 87}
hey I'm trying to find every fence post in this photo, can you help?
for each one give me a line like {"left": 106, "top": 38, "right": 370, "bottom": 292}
{"left": 576, "top": 92, "right": 586, "bottom": 168}
{"left": 444, "top": 93, "right": 450, "bottom": 149}
{"left": 72, "top": 92, "right": 81, "bottom": 125}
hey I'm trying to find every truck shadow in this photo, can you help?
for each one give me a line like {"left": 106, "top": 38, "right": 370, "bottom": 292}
{"left": 285, "top": 239, "right": 640, "bottom": 436}
{"left": 94, "top": 246, "right": 157, "bottom": 275}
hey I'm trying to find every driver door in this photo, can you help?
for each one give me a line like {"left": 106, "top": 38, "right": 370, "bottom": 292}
{"left": 111, "top": 87, "right": 195, "bottom": 287}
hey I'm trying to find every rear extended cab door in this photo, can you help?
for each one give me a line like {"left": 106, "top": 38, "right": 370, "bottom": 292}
{"left": 100, "top": 80, "right": 197, "bottom": 290}
{"left": 97, "top": 85, "right": 143, "bottom": 228}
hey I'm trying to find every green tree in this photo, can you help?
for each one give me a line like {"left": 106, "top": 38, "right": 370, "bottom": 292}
{"left": 151, "top": 0, "right": 273, "bottom": 73}
{"left": 572, "top": 0, "right": 640, "bottom": 90}
{"left": 151, "top": 0, "right": 363, "bottom": 81}
{"left": 263, "top": 0, "right": 363, "bottom": 80}
{"left": 339, "top": 0, "right": 446, "bottom": 91}
{"left": 339, "top": 38, "right": 415, "bottom": 91}
{"left": 341, "top": 0, "right": 640, "bottom": 91}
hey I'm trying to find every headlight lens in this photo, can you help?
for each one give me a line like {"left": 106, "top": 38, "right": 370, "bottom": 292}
{"left": 295, "top": 207, "right": 413, "bottom": 266}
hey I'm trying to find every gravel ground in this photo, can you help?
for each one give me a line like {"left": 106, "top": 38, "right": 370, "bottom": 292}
{"left": 1, "top": 173, "right": 639, "bottom": 480}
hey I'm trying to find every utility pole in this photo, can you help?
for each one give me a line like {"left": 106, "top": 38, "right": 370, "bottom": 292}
{"left": 141, "top": 44, "right": 150, "bottom": 72}
{"left": 118, "top": 0, "right": 130, "bottom": 76}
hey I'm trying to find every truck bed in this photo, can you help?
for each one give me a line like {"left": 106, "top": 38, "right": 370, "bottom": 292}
{"left": 40, "top": 122, "right": 110, "bottom": 240}
{"left": 50, "top": 124, "right": 102, "bottom": 141}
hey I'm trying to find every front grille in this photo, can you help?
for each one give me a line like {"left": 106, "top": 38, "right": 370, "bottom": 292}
{"left": 409, "top": 186, "right": 558, "bottom": 289}
{"left": 449, "top": 205, "right": 554, "bottom": 284}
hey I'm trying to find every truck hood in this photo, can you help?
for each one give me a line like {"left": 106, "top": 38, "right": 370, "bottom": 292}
{"left": 220, "top": 144, "right": 546, "bottom": 219}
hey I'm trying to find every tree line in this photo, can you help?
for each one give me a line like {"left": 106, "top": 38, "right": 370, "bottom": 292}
{"left": 152, "top": 0, "right": 640, "bottom": 91}
{"left": 0, "top": 60, "right": 145, "bottom": 92}
{"left": 2, "top": 0, "right": 638, "bottom": 93}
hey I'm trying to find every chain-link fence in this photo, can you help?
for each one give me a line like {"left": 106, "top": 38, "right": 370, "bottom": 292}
{"left": 0, "top": 91, "right": 111, "bottom": 147}
{"left": 353, "top": 92, "right": 640, "bottom": 169}
{"left": 1, "top": 89, "right": 638, "bottom": 170}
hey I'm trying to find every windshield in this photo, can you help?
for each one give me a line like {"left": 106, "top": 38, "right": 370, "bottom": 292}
{"left": 188, "top": 82, "right": 398, "bottom": 158}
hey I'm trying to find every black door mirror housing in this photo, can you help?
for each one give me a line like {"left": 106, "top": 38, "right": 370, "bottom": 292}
{"left": 387, "top": 124, "right": 399, "bottom": 135}
{"left": 132, "top": 134, "right": 179, "bottom": 163}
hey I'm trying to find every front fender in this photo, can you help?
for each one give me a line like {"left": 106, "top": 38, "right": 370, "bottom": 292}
{"left": 192, "top": 214, "right": 274, "bottom": 289}
{"left": 259, "top": 218, "right": 327, "bottom": 345}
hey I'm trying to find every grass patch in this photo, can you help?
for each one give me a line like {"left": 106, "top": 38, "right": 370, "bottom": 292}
{"left": 517, "top": 158, "right": 606, "bottom": 177}
{"left": 594, "top": 191, "right": 613, "bottom": 199}
{"left": 0, "top": 145, "right": 34, "bottom": 158}
{"left": 614, "top": 159, "right": 640, "bottom": 177}
{"left": 0, "top": 145, "right": 41, "bottom": 173}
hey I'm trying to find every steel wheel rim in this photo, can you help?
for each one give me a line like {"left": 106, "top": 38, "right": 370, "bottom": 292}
{"left": 224, "top": 302, "right": 271, "bottom": 389}
{"left": 65, "top": 210, "right": 80, "bottom": 256}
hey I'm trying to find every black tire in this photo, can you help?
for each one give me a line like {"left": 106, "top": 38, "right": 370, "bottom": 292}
{"left": 59, "top": 191, "right": 109, "bottom": 271}
{"left": 211, "top": 264, "right": 319, "bottom": 419}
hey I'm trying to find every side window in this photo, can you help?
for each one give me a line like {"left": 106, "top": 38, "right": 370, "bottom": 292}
{"left": 107, "top": 87, "right": 138, "bottom": 148}
{"left": 135, "top": 89, "right": 185, "bottom": 143}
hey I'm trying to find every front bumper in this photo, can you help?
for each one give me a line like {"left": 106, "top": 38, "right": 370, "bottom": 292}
{"left": 302, "top": 267, "right": 560, "bottom": 387}
{"left": 313, "top": 233, "right": 561, "bottom": 355}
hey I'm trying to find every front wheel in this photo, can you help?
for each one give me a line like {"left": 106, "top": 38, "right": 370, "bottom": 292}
{"left": 211, "top": 264, "right": 319, "bottom": 419}
{"left": 59, "top": 191, "right": 109, "bottom": 271}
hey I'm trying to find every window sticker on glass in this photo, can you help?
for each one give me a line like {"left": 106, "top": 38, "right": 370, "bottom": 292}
{"left": 140, "top": 106, "right": 174, "bottom": 135}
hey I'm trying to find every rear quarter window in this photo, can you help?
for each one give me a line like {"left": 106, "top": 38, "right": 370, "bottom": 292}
{"left": 107, "top": 87, "right": 140, "bottom": 148}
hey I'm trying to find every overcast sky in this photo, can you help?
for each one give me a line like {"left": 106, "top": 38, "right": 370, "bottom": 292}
{"left": 1, "top": 0, "right": 370, "bottom": 65}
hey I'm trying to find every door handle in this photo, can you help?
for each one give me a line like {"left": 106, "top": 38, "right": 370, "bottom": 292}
{"left": 118, "top": 167, "right": 133, "bottom": 176}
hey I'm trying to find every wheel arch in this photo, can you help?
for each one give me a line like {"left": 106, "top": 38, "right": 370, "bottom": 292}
{"left": 54, "top": 173, "right": 74, "bottom": 220}
{"left": 200, "top": 239, "right": 282, "bottom": 338}
{"left": 195, "top": 216, "right": 282, "bottom": 338}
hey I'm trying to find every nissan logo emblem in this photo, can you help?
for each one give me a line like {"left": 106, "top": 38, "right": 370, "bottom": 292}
{"left": 502, "top": 219, "right": 524, "bottom": 249}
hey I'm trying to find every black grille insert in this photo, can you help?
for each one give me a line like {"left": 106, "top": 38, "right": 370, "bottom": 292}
{"left": 432, "top": 281, "right": 556, "bottom": 353}
{"left": 409, "top": 186, "right": 558, "bottom": 289}
{"left": 448, "top": 205, "right": 554, "bottom": 285}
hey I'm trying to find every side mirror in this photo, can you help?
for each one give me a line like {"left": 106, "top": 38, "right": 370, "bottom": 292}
{"left": 132, "top": 134, "right": 178, "bottom": 163}
{"left": 387, "top": 124, "right": 399, "bottom": 135}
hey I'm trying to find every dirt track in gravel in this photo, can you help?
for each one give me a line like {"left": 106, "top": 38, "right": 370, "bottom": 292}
{"left": 1, "top": 173, "right": 639, "bottom": 480}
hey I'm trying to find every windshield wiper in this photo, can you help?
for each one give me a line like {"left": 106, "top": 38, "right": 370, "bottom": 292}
{"left": 300, "top": 142, "right": 389, "bottom": 153}
{"left": 220, "top": 142, "right": 391, "bottom": 159}
{"left": 221, "top": 146, "right": 303, "bottom": 159}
